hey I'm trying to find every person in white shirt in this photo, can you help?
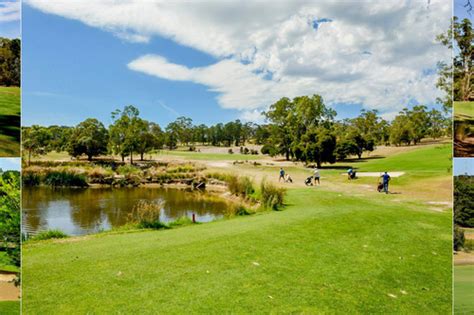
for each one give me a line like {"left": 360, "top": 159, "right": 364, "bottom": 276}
{"left": 313, "top": 167, "right": 320, "bottom": 185}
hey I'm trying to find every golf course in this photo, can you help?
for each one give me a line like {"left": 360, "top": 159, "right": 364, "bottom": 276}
{"left": 0, "top": 86, "right": 20, "bottom": 157}
{"left": 22, "top": 140, "right": 453, "bottom": 313}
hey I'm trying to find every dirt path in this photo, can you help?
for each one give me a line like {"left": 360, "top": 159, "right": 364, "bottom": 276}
{"left": 454, "top": 251, "right": 474, "bottom": 266}
{"left": 0, "top": 273, "right": 19, "bottom": 301}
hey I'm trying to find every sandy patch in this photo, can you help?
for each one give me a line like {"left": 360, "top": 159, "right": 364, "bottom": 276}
{"left": 0, "top": 273, "right": 19, "bottom": 301}
{"left": 341, "top": 172, "right": 405, "bottom": 177}
{"left": 454, "top": 251, "right": 474, "bottom": 265}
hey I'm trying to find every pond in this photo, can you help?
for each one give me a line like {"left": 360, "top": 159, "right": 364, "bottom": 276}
{"left": 22, "top": 186, "right": 230, "bottom": 236}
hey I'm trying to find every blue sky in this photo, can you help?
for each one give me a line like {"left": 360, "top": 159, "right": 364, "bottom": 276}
{"left": 23, "top": 1, "right": 451, "bottom": 127}
{"left": 0, "top": 158, "right": 20, "bottom": 171}
{"left": 454, "top": 158, "right": 474, "bottom": 176}
{"left": 0, "top": 0, "right": 20, "bottom": 38}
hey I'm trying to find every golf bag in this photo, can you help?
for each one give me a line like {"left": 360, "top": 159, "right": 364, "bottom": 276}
{"left": 377, "top": 182, "right": 383, "bottom": 192}
{"left": 305, "top": 176, "right": 313, "bottom": 186}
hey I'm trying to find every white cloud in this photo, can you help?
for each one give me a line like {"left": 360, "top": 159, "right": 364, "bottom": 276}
{"left": 0, "top": 0, "right": 20, "bottom": 23}
{"left": 26, "top": 0, "right": 451, "bottom": 119}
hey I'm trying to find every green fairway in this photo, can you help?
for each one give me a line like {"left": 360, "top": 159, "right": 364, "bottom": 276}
{"left": 0, "top": 301, "right": 19, "bottom": 315}
{"left": 0, "top": 86, "right": 20, "bottom": 156}
{"left": 339, "top": 143, "right": 451, "bottom": 173}
{"left": 454, "top": 102, "right": 474, "bottom": 120}
{"left": 454, "top": 265, "right": 474, "bottom": 315}
{"left": 23, "top": 185, "right": 452, "bottom": 312}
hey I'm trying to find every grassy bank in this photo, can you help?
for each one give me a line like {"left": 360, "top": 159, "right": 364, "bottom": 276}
{"left": 454, "top": 265, "right": 474, "bottom": 314}
{"left": 23, "top": 188, "right": 451, "bottom": 313}
{"left": 0, "top": 301, "right": 19, "bottom": 315}
{"left": 0, "top": 86, "right": 20, "bottom": 156}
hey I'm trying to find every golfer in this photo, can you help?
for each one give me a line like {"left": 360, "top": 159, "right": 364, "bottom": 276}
{"left": 313, "top": 167, "right": 320, "bottom": 185}
{"left": 279, "top": 168, "right": 285, "bottom": 182}
{"left": 381, "top": 171, "right": 390, "bottom": 194}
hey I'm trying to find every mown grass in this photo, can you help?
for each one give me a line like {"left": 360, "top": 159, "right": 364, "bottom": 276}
{"left": 0, "top": 301, "right": 20, "bottom": 315}
{"left": 0, "top": 86, "right": 20, "bottom": 156}
{"left": 454, "top": 101, "right": 474, "bottom": 120}
{"left": 23, "top": 187, "right": 451, "bottom": 313}
{"left": 454, "top": 265, "right": 474, "bottom": 315}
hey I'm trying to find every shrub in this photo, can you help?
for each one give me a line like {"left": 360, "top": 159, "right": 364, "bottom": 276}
{"left": 22, "top": 171, "right": 41, "bottom": 186}
{"left": 30, "top": 229, "right": 68, "bottom": 241}
{"left": 168, "top": 216, "right": 193, "bottom": 227}
{"left": 261, "top": 144, "right": 274, "bottom": 155}
{"left": 260, "top": 180, "right": 286, "bottom": 210}
{"left": 117, "top": 164, "right": 141, "bottom": 175}
{"left": 251, "top": 149, "right": 259, "bottom": 155}
{"left": 128, "top": 200, "right": 168, "bottom": 229}
{"left": 227, "top": 175, "right": 255, "bottom": 197}
{"left": 243, "top": 147, "right": 250, "bottom": 154}
{"left": 228, "top": 148, "right": 234, "bottom": 154}
{"left": 43, "top": 171, "right": 88, "bottom": 187}
{"left": 234, "top": 205, "right": 252, "bottom": 215}
{"left": 454, "top": 225, "right": 465, "bottom": 251}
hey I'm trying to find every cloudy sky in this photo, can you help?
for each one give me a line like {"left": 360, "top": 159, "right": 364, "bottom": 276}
{"left": 0, "top": 0, "right": 20, "bottom": 38}
{"left": 23, "top": 0, "right": 451, "bottom": 127}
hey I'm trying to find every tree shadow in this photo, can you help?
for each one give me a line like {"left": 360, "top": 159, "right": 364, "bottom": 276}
{"left": 0, "top": 114, "right": 20, "bottom": 141}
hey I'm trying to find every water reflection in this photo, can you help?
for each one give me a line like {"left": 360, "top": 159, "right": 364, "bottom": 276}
{"left": 22, "top": 187, "right": 228, "bottom": 236}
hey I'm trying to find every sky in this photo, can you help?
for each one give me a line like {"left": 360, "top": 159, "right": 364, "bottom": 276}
{"left": 22, "top": 0, "right": 451, "bottom": 127}
{"left": 0, "top": 157, "right": 20, "bottom": 171}
{"left": 0, "top": 0, "right": 20, "bottom": 38}
{"left": 454, "top": 158, "right": 474, "bottom": 176}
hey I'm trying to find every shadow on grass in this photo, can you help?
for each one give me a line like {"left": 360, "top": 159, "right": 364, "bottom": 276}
{"left": 0, "top": 114, "right": 20, "bottom": 156}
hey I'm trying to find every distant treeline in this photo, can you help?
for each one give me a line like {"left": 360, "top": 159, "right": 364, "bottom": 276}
{"left": 0, "top": 37, "right": 20, "bottom": 87}
{"left": 22, "top": 95, "right": 451, "bottom": 167}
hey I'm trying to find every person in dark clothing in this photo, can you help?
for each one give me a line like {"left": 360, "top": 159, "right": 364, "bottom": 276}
{"left": 381, "top": 172, "right": 390, "bottom": 194}
{"left": 279, "top": 168, "right": 285, "bottom": 182}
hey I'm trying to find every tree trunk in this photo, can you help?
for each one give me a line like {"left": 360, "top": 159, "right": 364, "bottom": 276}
{"left": 121, "top": 154, "right": 125, "bottom": 162}
{"left": 130, "top": 153, "right": 133, "bottom": 165}
{"left": 88, "top": 154, "right": 92, "bottom": 161}
{"left": 28, "top": 150, "right": 32, "bottom": 166}
{"left": 140, "top": 152, "right": 144, "bottom": 161}
{"left": 285, "top": 149, "right": 290, "bottom": 161}
{"left": 317, "top": 159, "right": 321, "bottom": 168}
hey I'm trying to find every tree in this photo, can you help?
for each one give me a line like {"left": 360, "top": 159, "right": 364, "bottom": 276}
{"left": 454, "top": 175, "right": 474, "bottom": 227}
{"left": 109, "top": 105, "right": 142, "bottom": 163}
{"left": 0, "top": 171, "right": 20, "bottom": 267}
{"left": 0, "top": 38, "right": 21, "bottom": 86}
{"left": 136, "top": 120, "right": 162, "bottom": 161}
{"left": 22, "top": 125, "right": 52, "bottom": 166}
{"left": 264, "top": 97, "right": 296, "bottom": 160}
{"left": 453, "top": 17, "right": 474, "bottom": 101}
{"left": 68, "top": 118, "right": 108, "bottom": 161}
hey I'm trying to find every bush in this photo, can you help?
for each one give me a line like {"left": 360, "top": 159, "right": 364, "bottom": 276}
{"left": 22, "top": 171, "right": 41, "bottom": 186}
{"left": 228, "top": 149, "right": 234, "bottom": 154}
{"left": 234, "top": 205, "right": 252, "bottom": 215}
{"left": 261, "top": 144, "right": 275, "bottom": 155}
{"left": 128, "top": 200, "right": 168, "bottom": 229}
{"left": 43, "top": 171, "right": 88, "bottom": 187}
{"left": 168, "top": 216, "right": 193, "bottom": 227}
{"left": 454, "top": 225, "right": 465, "bottom": 251}
{"left": 227, "top": 175, "right": 255, "bottom": 197}
{"left": 30, "top": 229, "right": 68, "bottom": 241}
{"left": 260, "top": 180, "right": 285, "bottom": 210}
{"left": 117, "top": 164, "right": 141, "bottom": 175}
{"left": 251, "top": 149, "right": 259, "bottom": 155}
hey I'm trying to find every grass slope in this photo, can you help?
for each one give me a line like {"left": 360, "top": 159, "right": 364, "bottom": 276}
{"left": 454, "top": 102, "right": 474, "bottom": 120}
{"left": 0, "top": 86, "right": 20, "bottom": 156}
{"left": 23, "top": 190, "right": 451, "bottom": 313}
{"left": 454, "top": 265, "right": 474, "bottom": 315}
{"left": 0, "top": 302, "right": 19, "bottom": 315}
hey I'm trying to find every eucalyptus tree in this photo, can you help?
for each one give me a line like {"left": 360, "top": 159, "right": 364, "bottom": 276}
{"left": 22, "top": 125, "right": 52, "bottom": 166}
{"left": 68, "top": 118, "right": 108, "bottom": 161}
